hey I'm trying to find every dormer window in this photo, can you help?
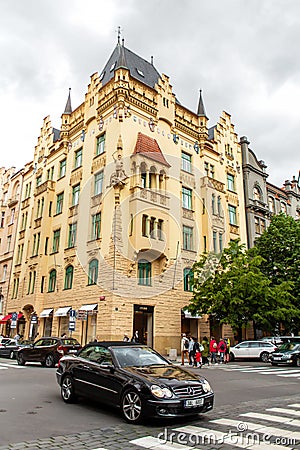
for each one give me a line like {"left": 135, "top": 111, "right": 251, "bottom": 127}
{"left": 110, "top": 62, "right": 116, "bottom": 72}
{"left": 136, "top": 68, "right": 144, "bottom": 77}
{"left": 99, "top": 71, "right": 105, "bottom": 81}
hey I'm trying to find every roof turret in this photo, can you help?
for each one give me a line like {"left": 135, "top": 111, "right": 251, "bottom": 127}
{"left": 63, "top": 88, "right": 72, "bottom": 114}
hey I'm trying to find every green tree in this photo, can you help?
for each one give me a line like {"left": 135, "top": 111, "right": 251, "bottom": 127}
{"left": 253, "top": 213, "right": 300, "bottom": 332}
{"left": 254, "top": 213, "right": 300, "bottom": 293}
{"left": 188, "top": 240, "right": 297, "bottom": 340}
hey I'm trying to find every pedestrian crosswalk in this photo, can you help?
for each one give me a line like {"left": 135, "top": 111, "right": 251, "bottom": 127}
{"left": 0, "top": 361, "right": 25, "bottom": 370}
{"left": 214, "top": 363, "right": 300, "bottom": 379}
{"left": 91, "top": 404, "right": 300, "bottom": 449}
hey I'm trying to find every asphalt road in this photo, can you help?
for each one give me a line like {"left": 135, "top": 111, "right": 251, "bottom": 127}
{"left": 0, "top": 358, "right": 300, "bottom": 448}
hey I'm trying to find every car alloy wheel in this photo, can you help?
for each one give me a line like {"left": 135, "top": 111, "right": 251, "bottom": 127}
{"left": 260, "top": 351, "right": 269, "bottom": 362}
{"left": 296, "top": 358, "right": 300, "bottom": 367}
{"left": 121, "top": 390, "right": 143, "bottom": 424}
{"left": 229, "top": 352, "right": 235, "bottom": 362}
{"left": 45, "top": 354, "right": 55, "bottom": 368}
{"left": 61, "top": 375, "right": 77, "bottom": 403}
{"left": 17, "top": 354, "right": 25, "bottom": 366}
{"left": 9, "top": 350, "right": 15, "bottom": 359}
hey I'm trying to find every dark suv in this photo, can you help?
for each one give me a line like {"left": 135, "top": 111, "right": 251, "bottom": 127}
{"left": 17, "top": 337, "right": 81, "bottom": 367}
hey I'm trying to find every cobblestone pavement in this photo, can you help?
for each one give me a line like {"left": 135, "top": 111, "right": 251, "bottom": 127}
{"left": 1, "top": 394, "right": 300, "bottom": 449}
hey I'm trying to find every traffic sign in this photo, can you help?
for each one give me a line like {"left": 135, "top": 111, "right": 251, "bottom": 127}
{"left": 69, "top": 321, "right": 76, "bottom": 331}
{"left": 11, "top": 312, "right": 18, "bottom": 321}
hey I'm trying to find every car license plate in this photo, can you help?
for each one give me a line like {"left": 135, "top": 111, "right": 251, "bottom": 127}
{"left": 184, "top": 398, "right": 204, "bottom": 408}
{"left": 273, "top": 357, "right": 281, "bottom": 360}
{"left": 68, "top": 349, "right": 77, "bottom": 353}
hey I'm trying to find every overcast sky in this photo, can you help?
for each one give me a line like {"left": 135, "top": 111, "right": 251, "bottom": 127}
{"left": 0, "top": 0, "right": 299, "bottom": 186}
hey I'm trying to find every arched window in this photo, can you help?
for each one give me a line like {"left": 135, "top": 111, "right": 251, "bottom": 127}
{"left": 0, "top": 294, "right": 4, "bottom": 314}
{"left": 212, "top": 194, "right": 216, "bottom": 214}
{"left": 183, "top": 268, "right": 193, "bottom": 292}
{"left": 138, "top": 260, "right": 151, "bottom": 286}
{"left": 253, "top": 186, "right": 261, "bottom": 201}
{"left": 281, "top": 202, "right": 287, "bottom": 214}
{"left": 88, "top": 259, "right": 98, "bottom": 285}
{"left": 64, "top": 265, "right": 74, "bottom": 290}
{"left": 217, "top": 196, "right": 222, "bottom": 216}
{"left": 2, "top": 264, "right": 7, "bottom": 281}
{"left": 48, "top": 269, "right": 57, "bottom": 292}
{"left": 268, "top": 196, "right": 275, "bottom": 213}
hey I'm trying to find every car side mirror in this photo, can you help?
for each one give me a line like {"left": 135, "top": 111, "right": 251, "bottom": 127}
{"left": 236, "top": 346, "right": 240, "bottom": 349}
{"left": 99, "top": 361, "right": 114, "bottom": 370}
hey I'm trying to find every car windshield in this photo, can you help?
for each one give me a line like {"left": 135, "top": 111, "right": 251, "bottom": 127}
{"left": 112, "top": 346, "right": 169, "bottom": 368}
{"left": 278, "top": 343, "right": 300, "bottom": 351}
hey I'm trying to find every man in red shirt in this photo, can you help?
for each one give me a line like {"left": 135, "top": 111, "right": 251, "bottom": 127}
{"left": 209, "top": 336, "right": 218, "bottom": 364}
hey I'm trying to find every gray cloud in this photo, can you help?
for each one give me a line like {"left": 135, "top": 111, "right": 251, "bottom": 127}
{"left": 0, "top": 0, "right": 299, "bottom": 185}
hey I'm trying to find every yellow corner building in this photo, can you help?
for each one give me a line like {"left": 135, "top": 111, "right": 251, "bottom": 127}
{"left": 6, "top": 39, "right": 247, "bottom": 354}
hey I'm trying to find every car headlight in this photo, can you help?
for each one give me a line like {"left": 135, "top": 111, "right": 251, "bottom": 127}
{"left": 200, "top": 379, "right": 212, "bottom": 393}
{"left": 150, "top": 384, "right": 173, "bottom": 399}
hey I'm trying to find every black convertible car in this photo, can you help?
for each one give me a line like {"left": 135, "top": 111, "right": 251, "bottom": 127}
{"left": 56, "top": 341, "right": 214, "bottom": 423}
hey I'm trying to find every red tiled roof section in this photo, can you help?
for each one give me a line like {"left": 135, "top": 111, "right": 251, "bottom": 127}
{"left": 133, "top": 132, "right": 170, "bottom": 166}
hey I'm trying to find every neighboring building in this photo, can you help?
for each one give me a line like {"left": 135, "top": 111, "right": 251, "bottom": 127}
{"left": 0, "top": 167, "right": 24, "bottom": 336}
{"left": 241, "top": 136, "right": 300, "bottom": 248}
{"left": 6, "top": 39, "right": 247, "bottom": 352}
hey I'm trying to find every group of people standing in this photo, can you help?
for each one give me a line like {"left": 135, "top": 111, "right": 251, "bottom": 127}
{"left": 181, "top": 334, "right": 231, "bottom": 367}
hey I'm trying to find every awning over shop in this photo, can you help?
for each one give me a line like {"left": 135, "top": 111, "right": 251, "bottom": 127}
{"left": 0, "top": 313, "right": 23, "bottom": 324}
{"left": 79, "top": 304, "right": 98, "bottom": 311}
{"left": 39, "top": 308, "right": 54, "bottom": 318}
{"left": 182, "top": 310, "right": 202, "bottom": 319}
{"left": 54, "top": 306, "right": 71, "bottom": 317}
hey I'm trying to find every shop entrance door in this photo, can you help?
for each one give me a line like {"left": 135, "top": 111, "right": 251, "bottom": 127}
{"left": 133, "top": 305, "right": 154, "bottom": 347}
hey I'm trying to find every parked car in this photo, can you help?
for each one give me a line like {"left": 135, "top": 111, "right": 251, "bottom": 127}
{"left": 17, "top": 337, "right": 82, "bottom": 367}
{"left": 56, "top": 341, "right": 214, "bottom": 424}
{"left": 260, "top": 336, "right": 283, "bottom": 346}
{"left": 230, "top": 340, "right": 277, "bottom": 362}
{"left": 270, "top": 338, "right": 300, "bottom": 366}
{"left": 0, "top": 339, "right": 20, "bottom": 359}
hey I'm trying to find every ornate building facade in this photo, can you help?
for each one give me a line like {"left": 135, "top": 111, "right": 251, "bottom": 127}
{"left": 4, "top": 39, "right": 247, "bottom": 352}
{"left": 241, "top": 136, "right": 300, "bottom": 248}
{"left": 0, "top": 167, "right": 24, "bottom": 335}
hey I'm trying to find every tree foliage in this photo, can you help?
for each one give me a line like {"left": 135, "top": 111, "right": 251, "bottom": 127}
{"left": 188, "top": 239, "right": 298, "bottom": 338}
{"left": 253, "top": 213, "right": 300, "bottom": 296}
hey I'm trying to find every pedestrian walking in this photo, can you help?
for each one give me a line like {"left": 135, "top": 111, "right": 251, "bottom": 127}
{"left": 210, "top": 336, "right": 218, "bottom": 364}
{"left": 131, "top": 330, "right": 139, "bottom": 343}
{"left": 123, "top": 334, "right": 130, "bottom": 342}
{"left": 224, "top": 337, "right": 231, "bottom": 363}
{"left": 193, "top": 337, "right": 202, "bottom": 367}
{"left": 218, "top": 338, "right": 227, "bottom": 363}
{"left": 181, "top": 333, "right": 189, "bottom": 365}
{"left": 201, "top": 336, "right": 210, "bottom": 366}
{"left": 188, "top": 336, "right": 195, "bottom": 365}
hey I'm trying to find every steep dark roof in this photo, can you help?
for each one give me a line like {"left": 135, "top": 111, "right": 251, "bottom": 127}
{"left": 197, "top": 89, "right": 207, "bottom": 117}
{"left": 64, "top": 88, "right": 72, "bottom": 114}
{"left": 133, "top": 132, "right": 170, "bottom": 167}
{"left": 99, "top": 42, "right": 161, "bottom": 89}
{"left": 208, "top": 126, "right": 216, "bottom": 140}
{"left": 53, "top": 128, "right": 61, "bottom": 142}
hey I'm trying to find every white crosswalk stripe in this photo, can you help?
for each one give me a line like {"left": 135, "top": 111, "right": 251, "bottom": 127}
{"left": 130, "top": 436, "right": 193, "bottom": 449}
{"left": 241, "top": 411, "right": 300, "bottom": 427}
{"left": 267, "top": 407, "right": 300, "bottom": 417}
{"left": 0, "top": 362, "right": 25, "bottom": 369}
{"left": 215, "top": 363, "right": 300, "bottom": 378}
